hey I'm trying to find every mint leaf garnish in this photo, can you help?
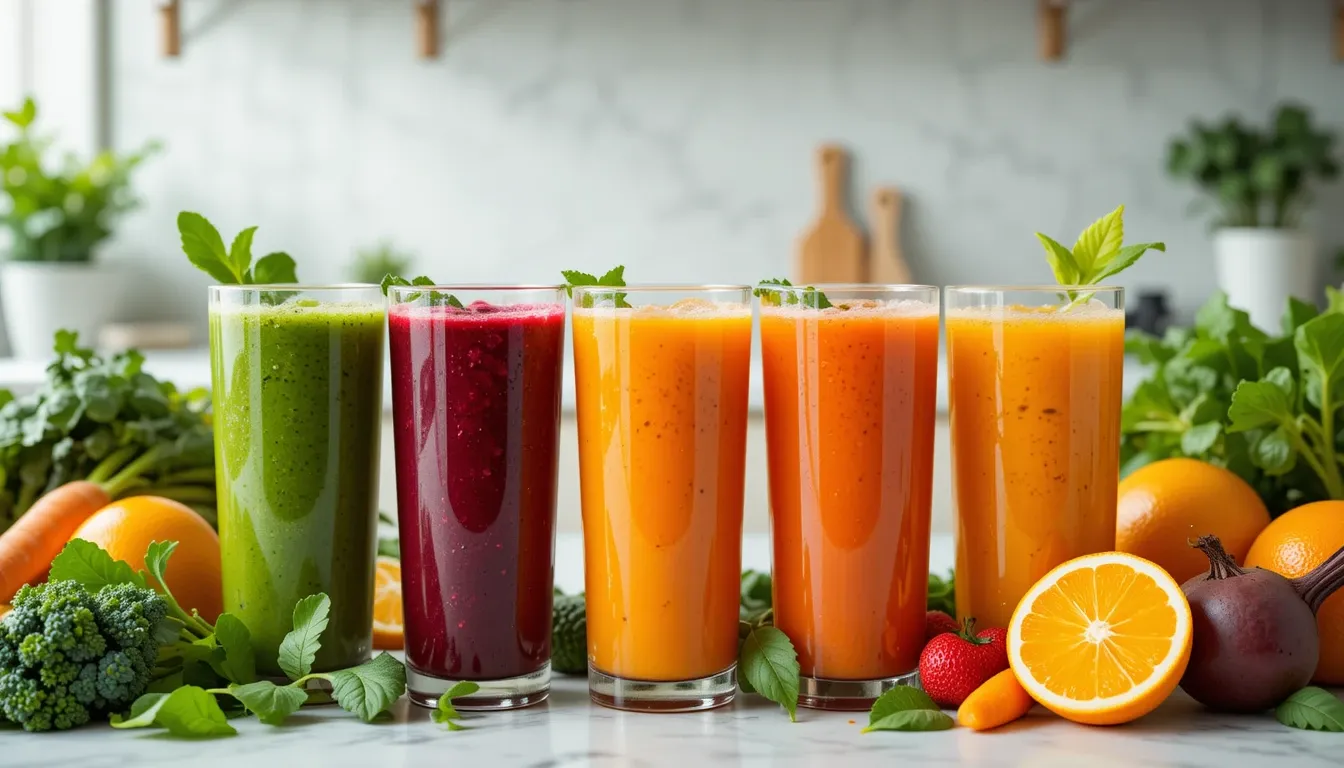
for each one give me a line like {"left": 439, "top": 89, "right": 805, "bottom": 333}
{"left": 229, "top": 681, "right": 309, "bottom": 726}
{"left": 562, "top": 265, "right": 630, "bottom": 308}
{"left": 738, "top": 626, "right": 800, "bottom": 722}
{"left": 1276, "top": 687, "right": 1344, "bottom": 732}
{"left": 431, "top": 680, "right": 481, "bottom": 731}
{"left": 380, "top": 274, "right": 462, "bottom": 307}
{"left": 250, "top": 252, "right": 298, "bottom": 284}
{"left": 178, "top": 211, "right": 300, "bottom": 285}
{"left": 1034, "top": 205, "right": 1165, "bottom": 291}
{"left": 864, "top": 709, "right": 955, "bottom": 733}
{"left": 866, "top": 686, "right": 940, "bottom": 726}
{"left": 278, "top": 594, "right": 331, "bottom": 681}
{"left": 754, "top": 278, "right": 834, "bottom": 310}
{"left": 327, "top": 652, "right": 407, "bottom": 723}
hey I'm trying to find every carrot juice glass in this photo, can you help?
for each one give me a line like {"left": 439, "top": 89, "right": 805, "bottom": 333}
{"left": 946, "top": 287, "right": 1125, "bottom": 629}
{"left": 758, "top": 285, "right": 939, "bottom": 710}
{"left": 572, "top": 285, "right": 752, "bottom": 712}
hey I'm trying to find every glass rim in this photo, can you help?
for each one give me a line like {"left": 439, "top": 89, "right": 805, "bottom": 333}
{"left": 208, "top": 283, "right": 380, "bottom": 294}
{"left": 569, "top": 283, "right": 752, "bottom": 294}
{"left": 387, "top": 283, "right": 565, "bottom": 294}
{"left": 944, "top": 284, "right": 1123, "bottom": 293}
{"left": 755, "top": 283, "right": 938, "bottom": 292}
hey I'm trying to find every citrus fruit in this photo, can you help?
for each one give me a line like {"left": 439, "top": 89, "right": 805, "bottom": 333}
{"left": 71, "top": 496, "right": 222, "bottom": 622}
{"left": 1117, "top": 458, "right": 1270, "bottom": 583}
{"left": 1008, "top": 551, "right": 1192, "bottom": 725}
{"left": 372, "top": 557, "right": 403, "bottom": 650}
{"left": 0, "top": 604, "right": 9, "bottom": 620}
{"left": 1244, "top": 501, "right": 1344, "bottom": 685}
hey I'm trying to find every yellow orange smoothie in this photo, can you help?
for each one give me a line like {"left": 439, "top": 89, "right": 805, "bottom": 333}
{"left": 572, "top": 300, "right": 751, "bottom": 683}
{"left": 761, "top": 299, "right": 939, "bottom": 683}
{"left": 947, "top": 302, "right": 1124, "bottom": 628}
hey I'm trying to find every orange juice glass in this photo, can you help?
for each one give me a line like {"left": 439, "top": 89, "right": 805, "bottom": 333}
{"left": 572, "top": 285, "right": 752, "bottom": 712}
{"left": 759, "top": 285, "right": 939, "bottom": 710}
{"left": 946, "top": 286, "right": 1125, "bottom": 629}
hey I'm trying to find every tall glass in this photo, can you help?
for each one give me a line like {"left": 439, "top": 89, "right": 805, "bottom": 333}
{"left": 209, "top": 285, "right": 385, "bottom": 677}
{"left": 572, "top": 285, "right": 752, "bottom": 712}
{"left": 758, "top": 285, "right": 939, "bottom": 710}
{"left": 946, "top": 287, "right": 1125, "bottom": 628}
{"left": 387, "top": 285, "right": 565, "bottom": 711}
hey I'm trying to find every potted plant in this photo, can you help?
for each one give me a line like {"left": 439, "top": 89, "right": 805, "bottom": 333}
{"left": 1167, "top": 104, "right": 1339, "bottom": 332}
{"left": 0, "top": 97, "right": 159, "bottom": 358}
{"left": 349, "top": 239, "right": 414, "bottom": 284}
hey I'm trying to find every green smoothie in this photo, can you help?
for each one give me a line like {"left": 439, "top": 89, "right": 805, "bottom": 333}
{"left": 209, "top": 292, "right": 385, "bottom": 676}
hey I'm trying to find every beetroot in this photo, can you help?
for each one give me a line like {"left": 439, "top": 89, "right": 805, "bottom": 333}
{"left": 1180, "top": 535, "right": 1344, "bottom": 713}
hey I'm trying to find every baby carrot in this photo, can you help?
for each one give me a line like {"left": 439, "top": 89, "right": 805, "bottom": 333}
{"left": 0, "top": 481, "right": 112, "bottom": 603}
{"left": 957, "top": 669, "right": 1034, "bottom": 731}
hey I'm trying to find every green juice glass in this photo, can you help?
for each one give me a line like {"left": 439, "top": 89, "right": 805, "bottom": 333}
{"left": 209, "top": 285, "right": 385, "bottom": 677}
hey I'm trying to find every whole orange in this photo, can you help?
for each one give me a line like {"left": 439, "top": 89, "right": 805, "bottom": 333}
{"left": 1245, "top": 501, "right": 1344, "bottom": 685}
{"left": 72, "top": 496, "right": 222, "bottom": 622}
{"left": 1116, "top": 458, "right": 1270, "bottom": 583}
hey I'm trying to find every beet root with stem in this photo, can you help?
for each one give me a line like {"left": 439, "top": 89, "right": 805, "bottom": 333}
{"left": 1179, "top": 534, "right": 1344, "bottom": 713}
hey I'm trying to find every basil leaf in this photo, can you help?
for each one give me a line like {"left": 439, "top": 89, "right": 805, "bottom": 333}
{"left": 230, "top": 681, "right": 308, "bottom": 726}
{"left": 1071, "top": 204, "right": 1124, "bottom": 274}
{"left": 1276, "top": 687, "right": 1344, "bottom": 732}
{"left": 48, "top": 538, "right": 146, "bottom": 591}
{"left": 328, "top": 652, "right": 407, "bottom": 723}
{"left": 867, "top": 685, "right": 940, "bottom": 728}
{"left": 178, "top": 212, "right": 239, "bottom": 284}
{"left": 227, "top": 226, "right": 257, "bottom": 278}
{"left": 863, "top": 709, "right": 956, "bottom": 733}
{"left": 250, "top": 252, "right": 298, "bottom": 284}
{"left": 278, "top": 594, "right": 331, "bottom": 681}
{"left": 431, "top": 680, "right": 481, "bottom": 731}
{"left": 739, "top": 626, "right": 799, "bottom": 722}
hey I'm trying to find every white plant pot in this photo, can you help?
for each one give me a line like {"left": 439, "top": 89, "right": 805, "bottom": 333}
{"left": 0, "top": 262, "right": 129, "bottom": 359}
{"left": 1213, "top": 228, "right": 1318, "bottom": 333}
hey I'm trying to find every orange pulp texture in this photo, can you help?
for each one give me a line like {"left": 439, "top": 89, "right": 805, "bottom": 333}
{"left": 948, "top": 306, "right": 1124, "bottom": 628}
{"left": 761, "top": 305, "right": 938, "bottom": 680}
{"left": 572, "top": 306, "right": 751, "bottom": 681}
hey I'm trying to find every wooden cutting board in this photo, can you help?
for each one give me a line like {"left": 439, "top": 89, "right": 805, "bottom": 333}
{"left": 796, "top": 144, "right": 867, "bottom": 285}
{"left": 869, "top": 186, "right": 912, "bottom": 284}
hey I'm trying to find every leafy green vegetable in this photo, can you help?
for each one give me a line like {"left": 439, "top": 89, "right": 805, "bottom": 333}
{"left": 738, "top": 626, "right": 800, "bottom": 722}
{"left": 432, "top": 681, "right": 481, "bottom": 731}
{"left": 47, "top": 537, "right": 147, "bottom": 590}
{"left": 113, "top": 685, "right": 236, "bottom": 738}
{"left": 177, "top": 212, "right": 298, "bottom": 285}
{"left": 0, "top": 331, "right": 216, "bottom": 533}
{"left": 278, "top": 594, "right": 331, "bottom": 681}
{"left": 862, "top": 685, "right": 952, "bottom": 732}
{"left": 227, "top": 681, "right": 308, "bottom": 726}
{"left": 926, "top": 570, "right": 955, "bottom": 616}
{"left": 739, "top": 569, "right": 772, "bottom": 622}
{"left": 1124, "top": 289, "right": 1344, "bottom": 513}
{"left": 562, "top": 266, "right": 631, "bottom": 308}
{"left": 211, "top": 614, "right": 256, "bottom": 686}
{"left": 379, "top": 274, "right": 462, "bottom": 308}
{"left": 754, "top": 278, "right": 834, "bottom": 310}
{"left": 324, "top": 653, "right": 407, "bottom": 723}
{"left": 1276, "top": 687, "right": 1344, "bottom": 732}
{"left": 1034, "top": 205, "right": 1165, "bottom": 306}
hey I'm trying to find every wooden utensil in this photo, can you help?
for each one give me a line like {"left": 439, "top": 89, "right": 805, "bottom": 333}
{"left": 869, "top": 186, "right": 912, "bottom": 284}
{"left": 796, "top": 144, "right": 867, "bottom": 285}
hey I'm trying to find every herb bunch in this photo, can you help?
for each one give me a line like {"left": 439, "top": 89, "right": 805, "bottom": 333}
{"left": 1035, "top": 205, "right": 1165, "bottom": 305}
{"left": 561, "top": 266, "right": 630, "bottom": 308}
{"left": 753, "top": 278, "right": 834, "bottom": 310}
{"left": 177, "top": 212, "right": 297, "bottom": 285}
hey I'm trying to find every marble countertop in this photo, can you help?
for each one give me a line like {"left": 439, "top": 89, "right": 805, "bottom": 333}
{"left": 4, "top": 534, "right": 1341, "bottom": 766}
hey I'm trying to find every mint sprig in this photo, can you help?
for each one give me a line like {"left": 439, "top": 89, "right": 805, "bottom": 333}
{"left": 862, "top": 686, "right": 953, "bottom": 732}
{"left": 562, "top": 265, "right": 630, "bottom": 308}
{"left": 754, "top": 278, "right": 834, "bottom": 310}
{"left": 432, "top": 681, "right": 482, "bottom": 731}
{"left": 177, "top": 212, "right": 298, "bottom": 285}
{"left": 1035, "top": 205, "right": 1164, "bottom": 303}
{"left": 1276, "top": 686, "right": 1344, "bottom": 731}
{"left": 380, "top": 274, "right": 464, "bottom": 308}
{"left": 738, "top": 622, "right": 800, "bottom": 722}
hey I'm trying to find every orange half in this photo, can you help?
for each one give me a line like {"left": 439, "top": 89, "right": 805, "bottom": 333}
{"left": 372, "top": 557, "right": 404, "bottom": 650}
{"left": 1008, "top": 552, "right": 1192, "bottom": 726}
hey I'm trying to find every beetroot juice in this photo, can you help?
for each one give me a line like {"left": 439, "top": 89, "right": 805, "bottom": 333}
{"left": 387, "top": 286, "right": 564, "bottom": 710}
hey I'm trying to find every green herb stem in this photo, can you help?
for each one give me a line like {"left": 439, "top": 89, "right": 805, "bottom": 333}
{"left": 87, "top": 445, "right": 140, "bottom": 485}
{"left": 156, "top": 468, "right": 217, "bottom": 485}
{"left": 1318, "top": 390, "right": 1344, "bottom": 498}
{"left": 130, "top": 485, "right": 217, "bottom": 505}
{"left": 102, "top": 444, "right": 171, "bottom": 497}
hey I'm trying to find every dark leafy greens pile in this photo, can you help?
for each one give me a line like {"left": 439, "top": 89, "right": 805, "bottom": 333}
{"left": 0, "top": 331, "right": 215, "bottom": 531}
{"left": 1123, "top": 289, "right": 1344, "bottom": 515}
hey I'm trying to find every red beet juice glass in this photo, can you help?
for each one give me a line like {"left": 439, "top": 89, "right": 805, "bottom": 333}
{"left": 387, "top": 284, "right": 565, "bottom": 710}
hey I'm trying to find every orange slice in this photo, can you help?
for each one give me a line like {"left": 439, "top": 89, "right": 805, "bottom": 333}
{"left": 1007, "top": 552, "right": 1192, "bottom": 726}
{"left": 372, "top": 557, "right": 404, "bottom": 650}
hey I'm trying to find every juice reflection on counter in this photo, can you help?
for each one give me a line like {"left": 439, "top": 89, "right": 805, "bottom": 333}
{"left": 388, "top": 286, "right": 564, "bottom": 711}
{"left": 947, "top": 287, "right": 1125, "bottom": 629}
{"left": 572, "top": 286, "right": 752, "bottom": 712}
{"left": 760, "top": 286, "right": 939, "bottom": 710}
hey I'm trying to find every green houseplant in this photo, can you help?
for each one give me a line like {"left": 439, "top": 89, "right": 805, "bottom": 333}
{"left": 349, "top": 240, "right": 414, "bottom": 285}
{"left": 0, "top": 97, "right": 159, "bottom": 357}
{"left": 1167, "top": 104, "right": 1339, "bottom": 332}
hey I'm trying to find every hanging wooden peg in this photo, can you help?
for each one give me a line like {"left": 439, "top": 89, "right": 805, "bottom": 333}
{"left": 1335, "top": 0, "right": 1344, "bottom": 61}
{"left": 415, "top": 0, "right": 441, "bottom": 59}
{"left": 159, "top": 0, "right": 182, "bottom": 58}
{"left": 1038, "top": 0, "right": 1067, "bottom": 62}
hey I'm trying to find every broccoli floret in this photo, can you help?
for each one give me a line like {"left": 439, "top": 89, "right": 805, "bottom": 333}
{"left": 0, "top": 580, "right": 168, "bottom": 731}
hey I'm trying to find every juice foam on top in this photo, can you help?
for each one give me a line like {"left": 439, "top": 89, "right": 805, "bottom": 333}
{"left": 946, "top": 300, "right": 1123, "bottom": 324}
{"left": 762, "top": 298, "right": 938, "bottom": 320}
{"left": 389, "top": 302, "right": 565, "bottom": 323}
{"left": 573, "top": 300, "right": 751, "bottom": 319}
{"left": 211, "top": 300, "right": 384, "bottom": 321}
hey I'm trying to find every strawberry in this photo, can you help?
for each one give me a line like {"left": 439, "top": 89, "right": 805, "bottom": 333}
{"left": 918, "top": 618, "right": 1009, "bottom": 708}
{"left": 925, "top": 610, "right": 960, "bottom": 642}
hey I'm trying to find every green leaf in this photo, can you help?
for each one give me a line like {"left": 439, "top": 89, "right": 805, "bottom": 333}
{"left": 1181, "top": 421, "right": 1222, "bottom": 455}
{"left": 229, "top": 681, "right": 308, "bottom": 726}
{"left": 227, "top": 226, "right": 257, "bottom": 278}
{"left": 213, "top": 613, "right": 256, "bottom": 685}
{"left": 1071, "top": 204, "right": 1124, "bottom": 274}
{"left": 113, "top": 686, "right": 236, "bottom": 738}
{"left": 110, "top": 693, "right": 169, "bottom": 729}
{"left": 431, "top": 680, "right": 481, "bottom": 731}
{"left": 1093, "top": 242, "right": 1166, "bottom": 283}
{"left": 178, "top": 212, "right": 239, "bottom": 284}
{"left": 1283, "top": 297, "right": 1321, "bottom": 336}
{"left": 559, "top": 270, "right": 598, "bottom": 296}
{"left": 863, "top": 709, "right": 956, "bottom": 733}
{"left": 381, "top": 274, "right": 411, "bottom": 296}
{"left": 278, "top": 594, "right": 331, "bottom": 681}
{"left": 1228, "top": 379, "right": 1295, "bottom": 432}
{"left": 1295, "top": 313, "right": 1344, "bottom": 410}
{"left": 250, "top": 252, "right": 298, "bottom": 284}
{"left": 327, "top": 652, "right": 407, "bottom": 723}
{"left": 926, "top": 570, "right": 956, "bottom": 616}
{"left": 1035, "top": 233, "right": 1079, "bottom": 285}
{"left": 1326, "top": 287, "right": 1344, "bottom": 315}
{"left": 2, "top": 97, "right": 37, "bottom": 127}
{"left": 1251, "top": 426, "right": 1297, "bottom": 475}
{"left": 867, "top": 685, "right": 940, "bottom": 729}
{"left": 561, "top": 265, "right": 630, "bottom": 308}
{"left": 739, "top": 570, "right": 773, "bottom": 618}
{"left": 144, "top": 539, "right": 178, "bottom": 587}
{"left": 1276, "top": 686, "right": 1344, "bottom": 732}
{"left": 48, "top": 538, "right": 146, "bottom": 590}
{"left": 739, "top": 626, "right": 799, "bottom": 722}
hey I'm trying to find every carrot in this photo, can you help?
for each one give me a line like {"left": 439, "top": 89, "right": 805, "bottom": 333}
{"left": 0, "top": 481, "right": 111, "bottom": 603}
{"left": 957, "top": 669, "right": 1035, "bottom": 732}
